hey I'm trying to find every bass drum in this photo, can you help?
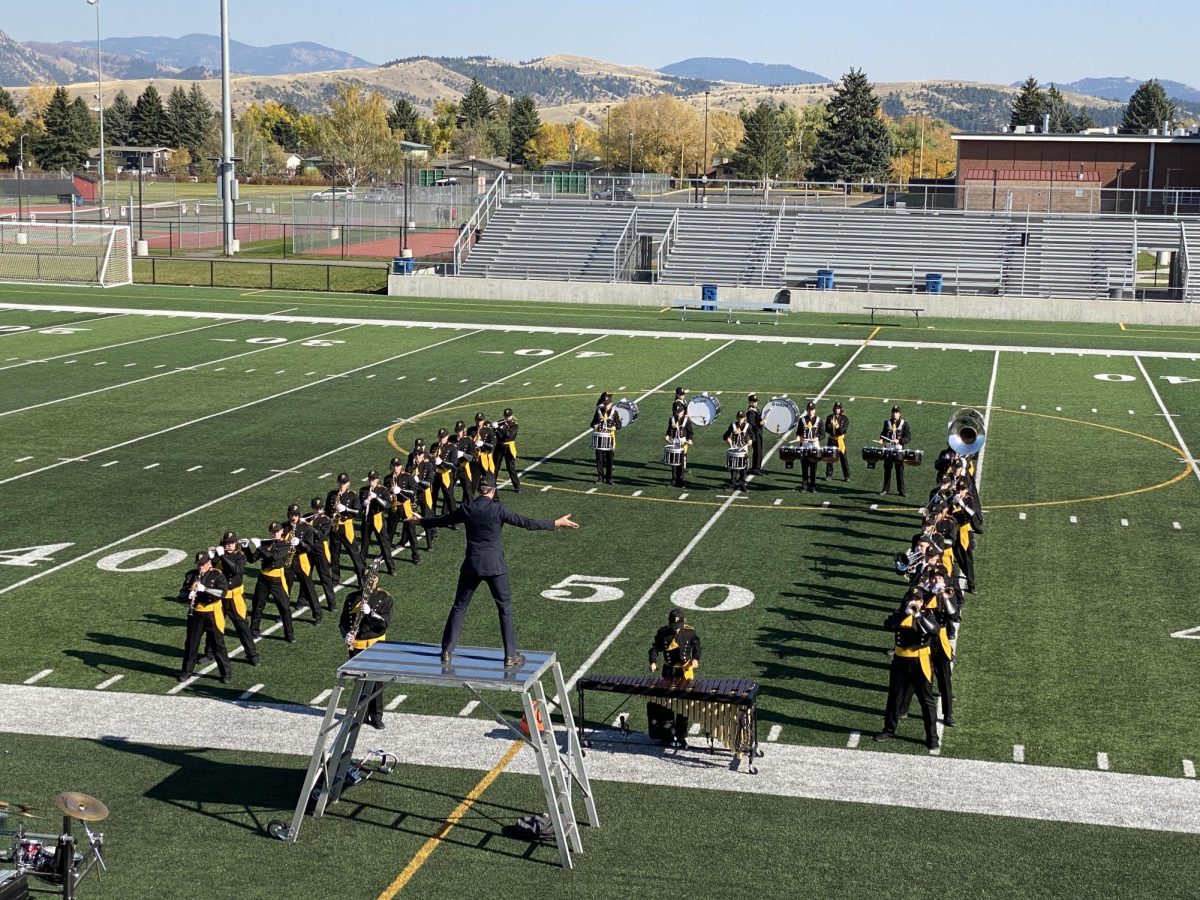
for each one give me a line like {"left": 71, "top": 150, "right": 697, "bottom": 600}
{"left": 614, "top": 398, "right": 639, "bottom": 428}
{"left": 761, "top": 397, "right": 800, "bottom": 435}
{"left": 686, "top": 393, "right": 721, "bottom": 426}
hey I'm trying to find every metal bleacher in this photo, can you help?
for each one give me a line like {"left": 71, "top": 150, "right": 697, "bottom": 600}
{"left": 1182, "top": 222, "right": 1199, "bottom": 301}
{"left": 658, "top": 208, "right": 781, "bottom": 286}
{"left": 1000, "top": 218, "right": 1135, "bottom": 299}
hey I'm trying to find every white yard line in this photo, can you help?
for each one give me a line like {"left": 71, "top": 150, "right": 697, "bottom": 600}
{"left": 23, "top": 669, "right": 52, "bottom": 685}
{"left": 238, "top": 684, "right": 264, "bottom": 701}
{"left": 385, "top": 694, "right": 408, "bottom": 711}
{"left": 458, "top": 700, "right": 480, "bottom": 717}
{"left": 0, "top": 319, "right": 237, "bottom": 373}
{"left": 309, "top": 689, "right": 332, "bottom": 706}
{"left": 1134, "top": 356, "right": 1200, "bottom": 486}
{"left": 1014, "top": 745, "right": 1026, "bottom": 763}
{"left": 0, "top": 312, "right": 126, "bottom": 338}
{"left": 846, "top": 731, "right": 861, "bottom": 749}
{"left": 565, "top": 333, "right": 878, "bottom": 693}
{"left": 0, "top": 335, "right": 602, "bottom": 601}
{"left": 1097, "top": 752, "right": 1111, "bottom": 771}
{"left": 767, "top": 724, "right": 783, "bottom": 742}
{"left": 971, "top": 350, "right": 1001, "bottom": 484}
{"left": 94, "top": 675, "right": 124, "bottom": 690}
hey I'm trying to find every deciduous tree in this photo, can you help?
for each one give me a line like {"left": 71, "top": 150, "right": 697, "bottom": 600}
{"left": 315, "top": 83, "right": 399, "bottom": 189}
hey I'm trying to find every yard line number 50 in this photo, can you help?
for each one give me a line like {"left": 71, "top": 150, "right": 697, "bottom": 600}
{"left": 541, "top": 574, "right": 754, "bottom": 612}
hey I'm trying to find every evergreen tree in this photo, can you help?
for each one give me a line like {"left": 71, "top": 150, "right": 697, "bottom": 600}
{"left": 1009, "top": 76, "right": 1046, "bottom": 128}
{"left": 1121, "top": 79, "right": 1176, "bottom": 133}
{"left": 184, "top": 84, "right": 215, "bottom": 148}
{"left": 131, "top": 85, "right": 167, "bottom": 146}
{"left": 165, "top": 85, "right": 189, "bottom": 149}
{"left": 0, "top": 86, "right": 18, "bottom": 118}
{"left": 69, "top": 95, "right": 98, "bottom": 148}
{"left": 33, "top": 87, "right": 91, "bottom": 171}
{"left": 104, "top": 90, "right": 134, "bottom": 146}
{"left": 459, "top": 77, "right": 493, "bottom": 126}
{"left": 809, "top": 69, "right": 894, "bottom": 183}
{"left": 387, "top": 98, "right": 422, "bottom": 140}
{"left": 730, "top": 102, "right": 790, "bottom": 182}
{"left": 508, "top": 95, "right": 540, "bottom": 165}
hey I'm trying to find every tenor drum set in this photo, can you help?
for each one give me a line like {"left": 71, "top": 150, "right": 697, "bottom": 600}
{"left": 0, "top": 792, "right": 109, "bottom": 899}
{"left": 861, "top": 446, "right": 924, "bottom": 468}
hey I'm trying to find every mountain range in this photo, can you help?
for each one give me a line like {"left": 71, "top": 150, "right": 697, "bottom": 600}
{"left": 1052, "top": 76, "right": 1200, "bottom": 105}
{"left": 658, "top": 57, "right": 829, "bottom": 85}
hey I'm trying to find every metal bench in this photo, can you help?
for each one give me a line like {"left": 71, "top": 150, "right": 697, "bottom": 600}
{"left": 672, "top": 301, "right": 788, "bottom": 325}
{"left": 863, "top": 305, "right": 926, "bottom": 325}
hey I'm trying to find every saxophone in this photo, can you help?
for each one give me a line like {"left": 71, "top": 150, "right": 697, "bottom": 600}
{"left": 283, "top": 524, "right": 298, "bottom": 569}
{"left": 345, "top": 558, "right": 383, "bottom": 648}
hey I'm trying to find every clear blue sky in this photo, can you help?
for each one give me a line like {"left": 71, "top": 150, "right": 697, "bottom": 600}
{"left": 12, "top": 0, "right": 1199, "bottom": 86}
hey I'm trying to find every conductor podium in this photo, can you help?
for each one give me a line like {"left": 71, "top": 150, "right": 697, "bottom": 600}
{"left": 271, "top": 642, "right": 598, "bottom": 870}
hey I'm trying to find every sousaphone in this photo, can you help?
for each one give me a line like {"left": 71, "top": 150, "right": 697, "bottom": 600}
{"left": 947, "top": 407, "right": 986, "bottom": 456}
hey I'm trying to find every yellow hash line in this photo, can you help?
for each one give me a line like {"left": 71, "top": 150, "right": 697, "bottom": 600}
{"left": 866, "top": 325, "right": 881, "bottom": 342}
{"left": 377, "top": 740, "right": 523, "bottom": 898}
{"left": 658, "top": 305, "right": 671, "bottom": 313}
{"left": 1119, "top": 321, "right": 1127, "bottom": 331}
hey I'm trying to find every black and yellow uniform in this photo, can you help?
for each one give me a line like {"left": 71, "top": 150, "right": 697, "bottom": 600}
{"left": 664, "top": 409, "right": 694, "bottom": 488}
{"left": 384, "top": 460, "right": 421, "bottom": 565}
{"left": 213, "top": 535, "right": 259, "bottom": 664}
{"left": 453, "top": 424, "right": 476, "bottom": 503}
{"left": 307, "top": 498, "right": 337, "bottom": 611}
{"left": 876, "top": 597, "right": 939, "bottom": 749}
{"left": 591, "top": 398, "right": 621, "bottom": 484}
{"left": 494, "top": 409, "right": 521, "bottom": 491}
{"left": 340, "top": 585, "right": 394, "bottom": 728}
{"left": 797, "top": 404, "right": 823, "bottom": 492}
{"left": 648, "top": 608, "right": 701, "bottom": 680}
{"left": 325, "top": 475, "right": 365, "bottom": 581}
{"left": 412, "top": 449, "right": 437, "bottom": 551}
{"left": 824, "top": 403, "right": 850, "bottom": 481}
{"left": 745, "top": 394, "right": 765, "bottom": 475}
{"left": 248, "top": 527, "right": 296, "bottom": 642}
{"left": 898, "top": 588, "right": 958, "bottom": 728}
{"left": 359, "top": 473, "right": 395, "bottom": 575}
{"left": 951, "top": 485, "right": 981, "bottom": 593}
{"left": 472, "top": 413, "right": 497, "bottom": 484}
{"left": 431, "top": 432, "right": 459, "bottom": 519}
{"left": 722, "top": 414, "right": 752, "bottom": 490}
{"left": 879, "top": 408, "right": 911, "bottom": 496}
{"left": 286, "top": 507, "right": 322, "bottom": 623}
{"left": 179, "top": 554, "right": 232, "bottom": 682}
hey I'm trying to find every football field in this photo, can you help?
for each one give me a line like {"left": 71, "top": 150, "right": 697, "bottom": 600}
{"left": 0, "top": 284, "right": 1198, "bottom": 898}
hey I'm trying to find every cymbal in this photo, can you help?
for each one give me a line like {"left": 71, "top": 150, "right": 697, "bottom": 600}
{"left": 55, "top": 792, "right": 109, "bottom": 822}
{"left": 0, "top": 800, "right": 40, "bottom": 819}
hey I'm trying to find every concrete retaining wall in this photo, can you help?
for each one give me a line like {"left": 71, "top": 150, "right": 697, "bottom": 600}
{"left": 387, "top": 273, "right": 1200, "bottom": 326}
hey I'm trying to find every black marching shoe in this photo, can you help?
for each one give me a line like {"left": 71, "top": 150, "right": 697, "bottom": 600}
{"left": 220, "top": 674, "right": 232, "bottom": 684}
{"left": 943, "top": 716, "right": 957, "bottom": 727}
{"left": 285, "top": 635, "right": 298, "bottom": 644}
{"left": 368, "top": 716, "right": 385, "bottom": 731}
{"left": 503, "top": 653, "right": 527, "bottom": 669}
{"left": 198, "top": 653, "right": 214, "bottom": 664}
{"left": 248, "top": 655, "right": 261, "bottom": 667}
{"left": 176, "top": 673, "right": 192, "bottom": 683}
{"left": 873, "top": 731, "right": 894, "bottom": 742}
{"left": 927, "top": 737, "right": 941, "bottom": 751}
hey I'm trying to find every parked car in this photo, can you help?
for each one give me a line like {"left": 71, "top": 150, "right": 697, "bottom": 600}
{"left": 508, "top": 187, "right": 540, "bottom": 200}
{"left": 362, "top": 188, "right": 394, "bottom": 202}
{"left": 310, "top": 187, "right": 356, "bottom": 201}
{"left": 592, "top": 187, "right": 636, "bottom": 202}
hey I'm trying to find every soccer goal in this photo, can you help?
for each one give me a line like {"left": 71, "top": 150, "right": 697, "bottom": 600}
{"left": 0, "top": 221, "right": 133, "bottom": 288}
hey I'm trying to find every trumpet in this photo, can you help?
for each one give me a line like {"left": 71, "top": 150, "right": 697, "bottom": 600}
{"left": 345, "top": 558, "right": 383, "bottom": 648}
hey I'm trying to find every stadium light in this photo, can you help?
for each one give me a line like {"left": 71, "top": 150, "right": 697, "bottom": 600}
{"left": 86, "top": 0, "right": 105, "bottom": 210}
{"left": 16, "top": 133, "right": 27, "bottom": 221}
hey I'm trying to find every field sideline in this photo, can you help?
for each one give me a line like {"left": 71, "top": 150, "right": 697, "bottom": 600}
{"left": 0, "top": 285, "right": 1198, "bottom": 898}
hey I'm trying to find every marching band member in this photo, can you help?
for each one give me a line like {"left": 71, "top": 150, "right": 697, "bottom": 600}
{"left": 307, "top": 497, "right": 337, "bottom": 611}
{"left": 591, "top": 392, "right": 621, "bottom": 484}
{"left": 473, "top": 413, "right": 497, "bottom": 482}
{"left": 723, "top": 410, "right": 752, "bottom": 491}
{"left": 178, "top": 550, "right": 233, "bottom": 684}
{"left": 745, "top": 393, "right": 764, "bottom": 475}
{"left": 411, "top": 443, "right": 438, "bottom": 551}
{"left": 359, "top": 470, "right": 395, "bottom": 576}
{"left": 286, "top": 503, "right": 322, "bottom": 624}
{"left": 649, "top": 607, "right": 701, "bottom": 680}
{"left": 340, "top": 568, "right": 394, "bottom": 730}
{"left": 950, "top": 477, "right": 982, "bottom": 593}
{"left": 246, "top": 522, "right": 296, "bottom": 643}
{"left": 494, "top": 408, "right": 521, "bottom": 492}
{"left": 874, "top": 590, "right": 940, "bottom": 750}
{"left": 879, "top": 405, "right": 911, "bottom": 497}
{"left": 431, "top": 429, "right": 459, "bottom": 519}
{"left": 824, "top": 401, "right": 850, "bottom": 482}
{"left": 797, "top": 401, "right": 823, "bottom": 493}
{"left": 453, "top": 421, "right": 476, "bottom": 504}
{"left": 384, "top": 457, "right": 422, "bottom": 566}
{"left": 664, "top": 404, "right": 694, "bottom": 488}
{"left": 325, "top": 473, "right": 365, "bottom": 581}
{"left": 212, "top": 530, "right": 259, "bottom": 665}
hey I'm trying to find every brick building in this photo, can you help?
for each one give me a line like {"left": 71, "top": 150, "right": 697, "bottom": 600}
{"left": 960, "top": 168, "right": 1101, "bottom": 213}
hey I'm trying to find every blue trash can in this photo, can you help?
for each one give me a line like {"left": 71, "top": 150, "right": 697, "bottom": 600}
{"left": 392, "top": 256, "right": 414, "bottom": 275}
{"left": 701, "top": 283, "right": 718, "bottom": 311}
{"left": 816, "top": 269, "right": 834, "bottom": 290}
{"left": 925, "top": 273, "right": 943, "bottom": 294}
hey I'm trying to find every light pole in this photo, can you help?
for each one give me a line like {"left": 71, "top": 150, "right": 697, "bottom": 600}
{"left": 507, "top": 92, "right": 515, "bottom": 171}
{"left": 604, "top": 106, "right": 611, "bottom": 170}
{"left": 702, "top": 90, "right": 709, "bottom": 201}
{"left": 218, "top": 0, "right": 236, "bottom": 255}
{"left": 628, "top": 130, "right": 634, "bottom": 175}
{"left": 16, "top": 134, "right": 27, "bottom": 221}
{"left": 86, "top": 0, "right": 105, "bottom": 210}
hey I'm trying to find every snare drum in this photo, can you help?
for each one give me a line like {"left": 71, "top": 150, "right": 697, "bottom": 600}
{"left": 902, "top": 448, "right": 924, "bottom": 466}
{"left": 614, "top": 398, "right": 639, "bottom": 428}
{"left": 819, "top": 445, "right": 839, "bottom": 462}
{"left": 590, "top": 430, "right": 614, "bottom": 452}
{"left": 16, "top": 838, "right": 43, "bottom": 869}
{"left": 726, "top": 446, "right": 748, "bottom": 471}
{"left": 686, "top": 393, "right": 721, "bottom": 426}
{"left": 663, "top": 441, "right": 685, "bottom": 466}
{"left": 761, "top": 397, "right": 800, "bottom": 435}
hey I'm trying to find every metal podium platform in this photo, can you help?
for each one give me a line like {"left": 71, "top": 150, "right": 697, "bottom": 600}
{"left": 271, "top": 642, "right": 599, "bottom": 869}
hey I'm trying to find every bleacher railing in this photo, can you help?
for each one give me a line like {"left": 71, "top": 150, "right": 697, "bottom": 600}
{"left": 655, "top": 209, "right": 679, "bottom": 278}
{"left": 1181, "top": 223, "right": 1196, "bottom": 302}
{"left": 612, "top": 209, "right": 639, "bottom": 282}
{"left": 760, "top": 200, "right": 788, "bottom": 286}
{"left": 452, "top": 175, "right": 503, "bottom": 273}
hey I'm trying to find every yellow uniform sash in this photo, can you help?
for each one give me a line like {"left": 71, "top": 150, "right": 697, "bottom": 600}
{"left": 402, "top": 499, "right": 414, "bottom": 520}
{"left": 422, "top": 487, "right": 433, "bottom": 509}
{"left": 194, "top": 598, "right": 225, "bottom": 634}
{"left": 338, "top": 519, "right": 355, "bottom": 544}
{"left": 941, "top": 548, "right": 954, "bottom": 574}
{"left": 895, "top": 615, "right": 933, "bottom": 681}
{"left": 224, "top": 585, "right": 247, "bottom": 620}
{"left": 481, "top": 451, "right": 495, "bottom": 474}
{"left": 299, "top": 553, "right": 312, "bottom": 577}
{"left": 959, "top": 522, "right": 972, "bottom": 550}
{"left": 261, "top": 567, "right": 289, "bottom": 595}
{"left": 938, "top": 627, "right": 954, "bottom": 660}
{"left": 371, "top": 511, "right": 383, "bottom": 533}
{"left": 836, "top": 434, "right": 846, "bottom": 454}
{"left": 322, "top": 539, "right": 331, "bottom": 563}
{"left": 504, "top": 440, "right": 517, "bottom": 458}
{"left": 440, "top": 469, "right": 452, "bottom": 488}
{"left": 352, "top": 630, "right": 386, "bottom": 651}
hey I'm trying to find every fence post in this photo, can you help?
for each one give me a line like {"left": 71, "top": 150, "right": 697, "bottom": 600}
{"left": 152, "top": 257, "right": 156, "bottom": 284}
{"left": 326, "top": 265, "right": 331, "bottom": 293}
{"left": 210, "top": 259, "right": 214, "bottom": 287}
{"left": 270, "top": 263, "right": 274, "bottom": 290}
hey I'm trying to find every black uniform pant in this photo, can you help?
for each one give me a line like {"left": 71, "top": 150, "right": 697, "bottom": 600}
{"left": 182, "top": 611, "right": 231, "bottom": 679}
{"left": 825, "top": 448, "right": 850, "bottom": 480}
{"left": 954, "top": 538, "right": 976, "bottom": 592}
{"left": 670, "top": 461, "right": 687, "bottom": 486}
{"left": 883, "top": 655, "right": 937, "bottom": 743}
{"left": 250, "top": 574, "right": 294, "bottom": 640}
{"left": 331, "top": 523, "right": 365, "bottom": 582}
{"left": 348, "top": 646, "right": 384, "bottom": 724}
{"left": 882, "top": 458, "right": 906, "bottom": 495}
{"left": 311, "top": 543, "right": 337, "bottom": 610}
{"left": 215, "top": 594, "right": 258, "bottom": 662}
{"left": 455, "top": 467, "right": 474, "bottom": 505}
{"left": 496, "top": 444, "right": 520, "bottom": 490}
{"left": 901, "top": 646, "right": 953, "bottom": 723}
{"left": 441, "top": 568, "right": 517, "bottom": 659}
{"left": 387, "top": 510, "right": 421, "bottom": 561}
{"left": 289, "top": 560, "right": 322, "bottom": 621}
{"left": 728, "top": 465, "right": 747, "bottom": 489}
{"left": 361, "top": 515, "right": 394, "bottom": 575}
{"left": 594, "top": 449, "right": 613, "bottom": 482}
{"left": 750, "top": 434, "right": 763, "bottom": 473}
{"left": 800, "top": 458, "right": 818, "bottom": 490}
{"left": 433, "top": 475, "right": 456, "bottom": 520}
{"left": 417, "top": 492, "right": 436, "bottom": 549}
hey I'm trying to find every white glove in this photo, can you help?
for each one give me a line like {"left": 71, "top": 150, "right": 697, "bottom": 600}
{"left": 337, "top": 503, "right": 347, "bottom": 513}
{"left": 290, "top": 536, "right": 300, "bottom": 547}
{"left": 368, "top": 492, "right": 377, "bottom": 503}
{"left": 392, "top": 484, "right": 402, "bottom": 495}
{"left": 250, "top": 538, "right": 261, "bottom": 549}
{"left": 215, "top": 545, "right": 225, "bottom": 557}
{"left": 187, "top": 590, "right": 197, "bottom": 602}
{"left": 239, "top": 538, "right": 249, "bottom": 549}
{"left": 359, "top": 600, "right": 372, "bottom": 616}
